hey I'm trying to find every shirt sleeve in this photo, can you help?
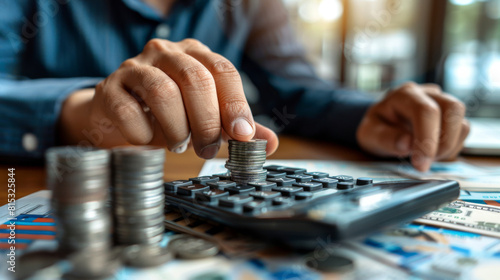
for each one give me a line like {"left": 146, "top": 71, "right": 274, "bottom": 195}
{"left": 241, "top": 0, "right": 375, "bottom": 146}
{"left": 0, "top": 0, "right": 103, "bottom": 161}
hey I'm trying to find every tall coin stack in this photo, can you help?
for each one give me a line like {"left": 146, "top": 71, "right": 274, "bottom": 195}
{"left": 112, "top": 146, "right": 166, "bottom": 245}
{"left": 225, "top": 139, "right": 268, "bottom": 184}
{"left": 46, "top": 147, "right": 112, "bottom": 254}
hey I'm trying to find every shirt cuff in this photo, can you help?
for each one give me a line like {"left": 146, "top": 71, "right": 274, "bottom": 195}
{"left": 0, "top": 77, "right": 103, "bottom": 162}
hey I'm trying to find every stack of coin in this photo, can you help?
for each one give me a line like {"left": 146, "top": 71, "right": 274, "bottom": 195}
{"left": 46, "top": 146, "right": 112, "bottom": 255}
{"left": 112, "top": 146, "right": 166, "bottom": 245}
{"left": 225, "top": 139, "right": 267, "bottom": 184}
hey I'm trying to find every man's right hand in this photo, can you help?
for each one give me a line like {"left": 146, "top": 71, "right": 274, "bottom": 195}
{"left": 59, "top": 39, "right": 279, "bottom": 158}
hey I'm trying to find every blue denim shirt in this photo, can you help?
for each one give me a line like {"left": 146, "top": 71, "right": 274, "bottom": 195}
{"left": 0, "top": 0, "right": 373, "bottom": 161}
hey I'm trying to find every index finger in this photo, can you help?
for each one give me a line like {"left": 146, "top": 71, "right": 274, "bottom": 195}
{"left": 383, "top": 84, "right": 441, "bottom": 171}
{"left": 183, "top": 43, "right": 256, "bottom": 141}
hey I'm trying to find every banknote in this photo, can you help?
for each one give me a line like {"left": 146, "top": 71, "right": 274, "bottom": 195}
{"left": 414, "top": 201, "right": 500, "bottom": 238}
{"left": 347, "top": 224, "right": 500, "bottom": 280}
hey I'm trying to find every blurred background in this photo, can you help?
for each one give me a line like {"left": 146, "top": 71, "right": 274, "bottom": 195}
{"left": 267, "top": 0, "right": 500, "bottom": 118}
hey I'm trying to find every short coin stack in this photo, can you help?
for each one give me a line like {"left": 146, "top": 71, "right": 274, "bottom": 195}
{"left": 225, "top": 139, "right": 268, "bottom": 184}
{"left": 46, "top": 147, "right": 112, "bottom": 254}
{"left": 112, "top": 146, "right": 166, "bottom": 246}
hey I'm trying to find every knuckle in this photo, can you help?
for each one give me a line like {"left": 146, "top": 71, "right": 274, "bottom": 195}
{"left": 147, "top": 79, "right": 179, "bottom": 103}
{"left": 448, "top": 100, "right": 466, "bottom": 116}
{"left": 179, "top": 65, "right": 214, "bottom": 89}
{"left": 400, "top": 82, "right": 418, "bottom": 91}
{"left": 120, "top": 58, "right": 139, "bottom": 68}
{"left": 417, "top": 102, "right": 441, "bottom": 116}
{"left": 197, "top": 120, "right": 221, "bottom": 138}
{"left": 113, "top": 102, "right": 139, "bottom": 123}
{"left": 462, "top": 119, "right": 471, "bottom": 134}
{"left": 144, "top": 38, "right": 166, "bottom": 52}
{"left": 426, "top": 83, "right": 442, "bottom": 92}
{"left": 104, "top": 95, "right": 139, "bottom": 122}
{"left": 181, "top": 38, "right": 205, "bottom": 48}
{"left": 221, "top": 99, "right": 249, "bottom": 115}
{"left": 95, "top": 81, "right": 105, "bottom": 94}
{"left": 210, "top": 59, "right": 239, "bottom": 76}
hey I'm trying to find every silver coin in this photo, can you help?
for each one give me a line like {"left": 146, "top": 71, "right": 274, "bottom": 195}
{"left": 115, "top": 213, "right": 165, "bottom": 226}
{"left": 114, "top": 171, "right": 164, "bottom": 181}
{"left": 113, "top": 186, "right": 164, "bottom": 199}
{"left": 117, "top": 232, "right": 164, "bottom": 245}
{"left": 168, "top": 235, "right": 219, "bottom": 260}
{"left": 65, "top": 247, "right": 122, "bottom": 279}
{"left": 122, "top": 244, "right": 172, "bottom": 268}
{"left": 114, "top": 179, "right": 164, "bottom": 190}
{"left": 115, "top": 203, "right": 163, "bottom": 216}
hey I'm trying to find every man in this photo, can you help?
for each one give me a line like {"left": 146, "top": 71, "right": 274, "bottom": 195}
{"left": 0, "top": 0, "right": 469, "bottom": 171}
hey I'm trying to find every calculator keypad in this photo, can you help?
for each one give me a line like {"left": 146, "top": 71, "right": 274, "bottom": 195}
{"left": 165, "top": 165, "right": 373, "bottom": 217}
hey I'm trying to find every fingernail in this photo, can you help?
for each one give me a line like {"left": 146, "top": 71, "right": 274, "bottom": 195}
{"left": 417, "top": 156, "right": 433, "bottom": 172}
{"left": 173, "top": 143, "right": 188, "bottom": 154}
{"left": 232, "top": 118, "right": 253, "bottom": 137}
{"left": 172, "top": 133, "right": 191, "bottom": 154}
{"left": 200, "top": 143, "right": 219, "bottom": 159}
{"left": 396, "top": 135, "right": 411, "bottom": 152}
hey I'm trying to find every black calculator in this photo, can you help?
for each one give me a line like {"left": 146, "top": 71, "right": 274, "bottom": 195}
{"left": 163, "top": 165, "right": 459, "bottom": 249}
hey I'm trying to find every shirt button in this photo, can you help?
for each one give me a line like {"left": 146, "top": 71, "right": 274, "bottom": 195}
{"left": 155, "top": 24, "right": 171, "bottom": 39}
{"left": 22, "top": 133, "right": 38, "bottom": 152}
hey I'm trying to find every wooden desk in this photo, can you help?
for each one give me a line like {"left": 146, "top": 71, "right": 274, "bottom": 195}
{"left": 1, "top": 135, "right": 499, "bottom": 201}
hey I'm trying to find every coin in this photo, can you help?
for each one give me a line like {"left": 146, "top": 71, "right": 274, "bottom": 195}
{"left": 65, "top": 247, "right": 122, "bottom": 279}
{"left": 122, "top": 244, "right": 173, "bottom": 268}
{"left": 225, "top": 140, "right": 268, "bottom": 184}
{"left": 168, "top": 235, "right": 219, "bottom": 259}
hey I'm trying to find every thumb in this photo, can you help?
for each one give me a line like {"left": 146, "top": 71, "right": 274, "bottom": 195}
{"left": 357, "top": 117, "right": 412, "bottom": 158}
{"left": 254, "top": 122, "right": 279, "bottom": 156}
{"left": 222, "top": 122, "right": 279, "bottom": 156}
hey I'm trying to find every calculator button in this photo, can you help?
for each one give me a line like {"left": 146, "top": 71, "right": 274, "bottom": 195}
{"left": 207, "top": 180, "right": 237, "bottom": 190}
{"left": 356, "top": 177, "right": 373, "bottom": 186}
{"left": 330, "top": 175, "right": 354, "bottom": 182}
{"left": 247, "top": 181, "right": 277, "bottom": 191}
{"left": 264, "top": 165, "right": 287, "bottom": 171}
{"left": 177, "top": 184, "right": 209, "bottom": 196}
{"left": 312, "top": 178, "right": 338, "bottom": 188}
{"left": 305, "top": 172, "right": 329, "bottom": 179}
{"left": 282, "top": 167, "right": 307, "bottom": 175}
{"left": 272, "top": 197, "right": 294, "bottom": 206}
{"left": 287, "top": 174, "right": 313, "bottom": 183}
{"left": 267, "top": 171, "right": 287, "bottom": 179}
{"left": 272, "top": 186, "right": 303, "bottom": 196}
{"left": 212, "top": 173, "right": 231, "bottom": 181}
{"left": 292, "top": 182, "right": 322, "bottom": 192}
{"left": 164, "top": 180, "right": 192, "bottom": 192}
{"left": 226, "top": 185, "right": 256, "bottom": 195}
{"left": 219, "top": 195, "right": 254, "bottom": 208}
{"left": 337, "top": 181, "right": 354, "bottom": 190}
{"left": 295, "top": 192, "right": 313, "bottom": 200}
{"left": 267, "top": 177, "right": 295, "bottom": 187}
{"left": 243, "top": 201, "right": 268, "bottom": 214}
{"left": 249, "top": 191, "right": 281, "bottom": 201}
{"left": 195, "top": 189, "right": 229, "bottom": 202}
{"left": 189, "top": 176, "right": 219, "bottom": 185}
